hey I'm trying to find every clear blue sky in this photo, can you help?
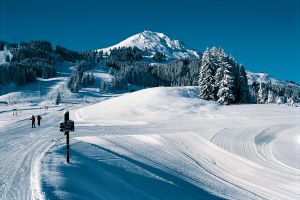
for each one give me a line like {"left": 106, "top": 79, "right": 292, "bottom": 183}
{"left": 1, "top": 0, "right": 299, "bottom": 83}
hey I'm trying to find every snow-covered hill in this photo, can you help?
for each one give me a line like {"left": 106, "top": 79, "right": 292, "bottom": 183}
{"left": 74, "top": 87, "right": 217, "bottom": 126}
{"left": 98, "top": 30, "right": 200, "bottom": 59}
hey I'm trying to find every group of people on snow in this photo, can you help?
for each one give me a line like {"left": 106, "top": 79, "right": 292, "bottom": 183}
{"left": 30, "top": 115, "right": 42, "bottom": 128}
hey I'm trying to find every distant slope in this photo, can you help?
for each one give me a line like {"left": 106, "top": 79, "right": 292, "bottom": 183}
{"left": 97, "top": 30, "right": 200, "bottom": 60}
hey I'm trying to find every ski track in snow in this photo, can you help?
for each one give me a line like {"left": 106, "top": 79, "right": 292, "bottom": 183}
{"left": 75, "top": 127, "right": 298, "bottom": 200}
{"left": 0, "top": 108, "right": 67, "bottom": 200}
{"left": 210, "top": 124, "right": 300, "bottom": 199}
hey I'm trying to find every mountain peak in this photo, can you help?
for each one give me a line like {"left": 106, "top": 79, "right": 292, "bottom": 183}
{"left": 98, "top": 30, "right": 200, "bottom": 60}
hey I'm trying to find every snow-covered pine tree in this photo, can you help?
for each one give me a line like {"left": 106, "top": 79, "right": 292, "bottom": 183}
{"left": 199, "top": 48, "right": 216, "bottom": 100}
{"left": 237, "top": 65, "right": 250, "bottom": 103}
{"left": 86, "top": 73, "right": 91, "bottom": 85}
{"left": 199, "top": 47, "right": 225, "bottom": 101}
{"left": 55, "top": 92, "right": 61, "bottom": 105}
{"left": 214, "top": 56, "right": 226, "bottom": 97}
{"left": 214, "top": 65, "right": 224, "bottom": 92}
{"left": 257, "top": 82, "right": 264, "bottom": 103}
{"left": 101, "top": 80, "right": 106, "bottom": 91}
{"left": 291, "top": 87, "right": 299, "bottom": 100}
{"left": 5, "top": 55, "right": 10, "bottom": 62}
{"left": 257, "top": 82, "right": 268, "bottom": 103}
{"left": 267, "top": 89, "right": 275, "bottom": 103}
{"left": 90, "top": 73, "right": 95, "bottom": 85}
{"left": 81, "top": 73, "right": 88, "bottom": 87}
{"left": 70, "top": 73, "right": 81, "bottom": 93}
{"left": 276, "top": 96, "right": 286, "bottom": 104}
{"left": 216, "top": 56, "right": 238, "bottom": 105}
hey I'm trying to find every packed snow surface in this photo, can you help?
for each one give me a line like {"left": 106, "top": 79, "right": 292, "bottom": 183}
{"left": 98, "top": 30, "right": 200, "bottom": 59}
{"left": 0, "top": 86, "right": 299, "bottom": 200}
{"left": 50, "top": 87, "right": 300, "bottom": 199}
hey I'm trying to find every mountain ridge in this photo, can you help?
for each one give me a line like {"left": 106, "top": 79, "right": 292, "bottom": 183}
{"left": 97, "top": 30, "right": 200, "bottom": 60}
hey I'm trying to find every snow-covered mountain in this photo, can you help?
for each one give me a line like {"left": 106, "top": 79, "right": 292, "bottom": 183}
{"left": 246, "top": 70, "right": 299, "bottom": 87}
{"left": 97, "top": 30, "right": 298, "bottom": 87}
{"left": 98, "top": 30, "right": 200, "bottom": 59}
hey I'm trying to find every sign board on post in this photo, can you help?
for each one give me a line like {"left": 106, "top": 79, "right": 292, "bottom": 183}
{"left": 59, "top": 111, "right": 75, "bottom": 163}
{"left": 60, "top": 122, "right": 66, "bottom": 132}
{"left": 65, "top": 120, "right": 74, "bottom": 131}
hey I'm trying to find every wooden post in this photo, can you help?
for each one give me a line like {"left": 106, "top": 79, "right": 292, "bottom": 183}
{"left": 66, "top": 131, "right": 70, "bottom": 163}
{"left": 65, "top": 111, "right": 70, "bottom": 163}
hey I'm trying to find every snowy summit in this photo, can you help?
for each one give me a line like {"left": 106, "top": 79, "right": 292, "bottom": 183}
{"left": 98, "top": 30, "right": 200, "bottom": 59}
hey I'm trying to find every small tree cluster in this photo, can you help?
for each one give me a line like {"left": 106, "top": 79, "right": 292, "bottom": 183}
{"left": 249, "top": 81, "right": 300, "bottom": 104}
{"left": 152, "top": 51, "right": 166, "bottom": 62}
{"left": 67, "top": 61, "right": 97, "bottom": 93}
{"left": 109, "top": 58, "right": 201, "bottom": 89}
{"left": 11, "top": 41, "right": 54, "bottom": 62}
{"left": 108, "top": 46, "right": 143, "bottom": 63}
{"left": 55, "top": 45, "right": 84, "bottom": 63}
{"left": 81, "top": 73, "right": 95, "bottom": 87}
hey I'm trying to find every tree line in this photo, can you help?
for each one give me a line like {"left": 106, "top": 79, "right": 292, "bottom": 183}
{"left": 0, "top": 40, "right": 57, "bottom": 86}
{"left": 67, "top": 60, "right": 96, "bottom": 93}
{"left": 0, "top": 40, "right": 100, "bottom": 87}
{"left": 250, "top": 81, "right": 299, "bottom": 104}
{"left": 107, "top": 46, "right": 300, "bottom": 105}
{"left": 1, "top": 40, "right": 299, "bottom": 104}
{"left": 109, "top": 58, "right": 201, "bottom": 90}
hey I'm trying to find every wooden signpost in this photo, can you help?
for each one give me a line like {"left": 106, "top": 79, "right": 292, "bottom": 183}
{"left": 60, "top": 111, "right": 74, "bottom": 163}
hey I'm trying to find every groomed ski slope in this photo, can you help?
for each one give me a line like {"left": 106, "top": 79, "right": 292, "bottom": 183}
{"left": 0, "top": 64, "right": 119, "bottom": 200}
{"left": 39, "top": 87, "right": 300, "bottom": 200}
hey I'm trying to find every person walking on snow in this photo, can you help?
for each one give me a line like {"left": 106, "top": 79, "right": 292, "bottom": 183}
{"left": 37, "top": 115, "right": 42, "bottom": 126}
{"left": 31, "top": 115, "right": 36, "bottom": 128}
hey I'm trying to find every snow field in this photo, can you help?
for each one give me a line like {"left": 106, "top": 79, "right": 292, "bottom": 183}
{"left": 0, "top": 76, "right": 299, "bottom": 199}
{"left": 41, "top": 86, "right": 300, "bottom": 199}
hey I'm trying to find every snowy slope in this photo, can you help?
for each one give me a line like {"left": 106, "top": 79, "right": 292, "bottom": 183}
{"left": 0, "top": 86, "right": 299, "bottom": 199}
{"left": 74, "top": 87, "right": 218, "bottom": 126}
{"left": 39, "top": 86, "right": 300, "bottom": 200}
{"left": 98, "top": 30, "right": 200, "bottom": 59}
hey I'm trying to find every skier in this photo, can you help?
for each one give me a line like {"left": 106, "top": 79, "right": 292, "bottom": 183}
{"left": 37, "top": 115, "right": 42, "bottom": 126}
{"left": 31, "top": 115, "right": 36, "bottom": 128}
